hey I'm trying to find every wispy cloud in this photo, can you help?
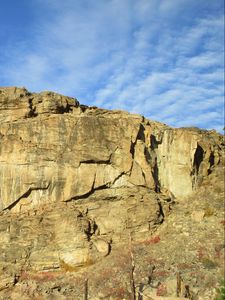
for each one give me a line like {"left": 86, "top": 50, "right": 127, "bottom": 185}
{"left": 0, "top": 0, "right": 224, "bottom": 132}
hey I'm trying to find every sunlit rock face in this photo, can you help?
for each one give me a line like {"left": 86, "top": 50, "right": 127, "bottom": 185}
{"left": 0, "top": 87, "right": 223, "bottom": 299}
{"left": 0, "top": 87, "right": 221, "bottom": 211}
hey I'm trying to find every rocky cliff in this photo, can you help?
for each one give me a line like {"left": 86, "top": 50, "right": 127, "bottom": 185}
{"left": 0, "top": 87, "right": 224, "bottom": 300}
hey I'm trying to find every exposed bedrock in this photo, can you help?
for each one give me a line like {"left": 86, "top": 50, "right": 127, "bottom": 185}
{"left": 0, "top": 87, "right": 224, "bottom": 299}
{"left": 0, "top": 87, "right": 222, "bottom": 212}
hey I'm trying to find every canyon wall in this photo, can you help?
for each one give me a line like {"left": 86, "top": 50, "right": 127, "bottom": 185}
{"left": 0, "top": 87, "right": 223, "bottom": 300}
{"left": 0, "top": 87, "right": 221, "bottom": 212}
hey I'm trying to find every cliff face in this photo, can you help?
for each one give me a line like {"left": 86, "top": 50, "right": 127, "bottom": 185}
{"left": 0, "top": 87, "right": 221, "bottom": 211}
{"left": 0, "top": 87, "right": 224, "bottom": 300}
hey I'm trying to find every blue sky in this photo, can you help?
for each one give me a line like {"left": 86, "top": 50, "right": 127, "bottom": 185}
{"left": 0, "top": 0, "right": 224, "bottom": 132}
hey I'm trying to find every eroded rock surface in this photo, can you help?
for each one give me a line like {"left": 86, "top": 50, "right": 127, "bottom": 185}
{"left": 0, "top": 87, "right": 224, "bottom": 299}
{"left": 0, "top": 87, "right": 222, "bottom": 211}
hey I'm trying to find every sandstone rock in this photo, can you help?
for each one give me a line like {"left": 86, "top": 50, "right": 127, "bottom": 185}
{"left": 191, "top": 210, "right": 205, "bottom": 222}
{"left": 0, "top": 275, "right": 15, "bottom": 291}
{"left": 92, "top": 239, "right": 110, "bottom": 256}
{"left": 0, "top": 87, "right": 223, "bottom": 299}
{"left": 0, "top": 87, "right": 222, "bottom": 211}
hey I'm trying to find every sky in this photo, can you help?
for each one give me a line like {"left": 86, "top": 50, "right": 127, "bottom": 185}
{"left": 0, "top": 0, "right": 224, "bottom": 132}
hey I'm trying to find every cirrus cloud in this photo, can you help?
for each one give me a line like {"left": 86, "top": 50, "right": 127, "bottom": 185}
{"left": 0, "top": 0, "right": 224, "bottom": 132}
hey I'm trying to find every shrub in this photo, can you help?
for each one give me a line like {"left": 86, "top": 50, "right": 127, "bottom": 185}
{"left": 202, "top": 258, "right": 218, "bottom": 270}
{"left": 204, "top": 206, "right": 214, "bottom": 217}
{"left": 214, "top": 280, "right": 225, "bottom": 300}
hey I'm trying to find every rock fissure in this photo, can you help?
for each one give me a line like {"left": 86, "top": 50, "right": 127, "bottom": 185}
{"left": 3, "top": 183, "right": 50, "bottom": 211}
{"left": 130, "top": 123, "right": 146, "bottom": 159}
{"left": 193, "top": 144, "right": 204, "bottom": 175}
{"left": 156, "top": 198, "right": 165, "bottom": 225}
{"left": 64, "top": 183, "right": 109, "bottom": 203}
{"left": 55, "top": 101, "right": 73, "bottom": 114}
{"left": 150, "top": 134, "right": 163, "bottom": 150}
{"left": 152, "top": 158, "right": 160, "bottom": 192}
{"left": 79, "top": 159, "right": 111, "bottom": 165}
{"left": 26, "top": 98, "right": 38, "bottom": 118}
{"left": 111, "top": 171, "right": 127, "bottom": 186}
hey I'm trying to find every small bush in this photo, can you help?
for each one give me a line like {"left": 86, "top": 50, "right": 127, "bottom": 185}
{"left": 202, "top": 258, "right": 218, "bottom": 270}
{"left": 214, "top": 280, "right": 225, "bottom": 300}
{"left": 204, "top": 206, "right": 214, "bottom": 217}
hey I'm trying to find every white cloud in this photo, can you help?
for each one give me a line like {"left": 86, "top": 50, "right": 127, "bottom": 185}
{"left": 187, "top": 52, "right": 222, "bottom": 69}
{"left": 0, "top": 0, "right": 224, "bottom": 132}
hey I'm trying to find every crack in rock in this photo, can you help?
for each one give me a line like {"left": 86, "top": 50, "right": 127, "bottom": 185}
{"left": 3, "top": 183, "right": 50, "bottom": 211}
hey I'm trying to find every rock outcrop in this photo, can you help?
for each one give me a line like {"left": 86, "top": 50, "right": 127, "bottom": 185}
{"left": 0, "top": 87, "right": 224, "bottom": 300}
{"left": 0, "top": 87, "right": 222, "bottom": 211}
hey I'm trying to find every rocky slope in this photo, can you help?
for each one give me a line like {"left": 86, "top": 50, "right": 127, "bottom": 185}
{"left": 0, "top": 87, "right": 224, "bottom": 300}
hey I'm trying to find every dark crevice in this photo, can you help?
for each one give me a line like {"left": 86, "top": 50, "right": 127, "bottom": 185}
{"left": 149, "top": 135, "right": 162, "bottom": 192}
{"left": 152, "top": 158, "right": 161, "bottom": 193}
{"left": 193, "top": 144, "right": 204, "bottom": 174}
{"left": 144, "top": 146, "right": 161, "bottom": 192}
{"left": 141, "top": 169, "right": 147, "bottom": 185}
{"left": 80, "top": 105, "right": 89, "bottom": 112}
{"left": 128, "top": 160, "right": 134, "bottom": 176}
{"left": 137, "top": 266, "right": 158, "bottom": 300}
{"left": 208, "top": 152, "right": 215, "bottom": 175}
{"left": 130, "top": 141, "right": 135, "bottom": 159}
{"left": 138, "top": 283, "right": 144, "bottom": 300}
{"left": 26, "top": 98, "right": 38, "bottom": 118}
{"left": 3, "top": 183, "right": 50, "bottom": 211}
{"left": 111, "top": 171, "right": 126, "bottom": 185}
{"left": 137, "top": 124, "right": 145, "bottom": 142}
{"left": 144, "top": 147, "right": 151, "bottom": 163}
{"left": 209, "top": 152, "right": 215, "bottom": 168}
{"left": 65, "top": 171, "right": 126, "bottom": 202}
{"left": 130, "top": 123, "right": 146, "bottom": 158}
{"left": 56, "top": 101, "right": 73, "bottom": 114}
{"left": 150, "top": 134, "right": 162, "bottom": 150}
{"left": 64, "top": 184, "right": 108, "bottom": 202}
{"left": 192, "top": 144, "right": 204, "bottom": 187}
{"left": 84, "top": 219, "right": 98, "bottom": 242}
{"left": 92, "top": 221, "right": 98, "bottom": 235}
{"left": 155, "top": 199, "right": 164, "bottom": 224}
{"left": 130, "top": 128, "right": 163, "bottom": 192}
{"left": 80, "top": 159, "right": 110, "bottom": 165}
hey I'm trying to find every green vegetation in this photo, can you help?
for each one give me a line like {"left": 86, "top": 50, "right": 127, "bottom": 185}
{"left": 202, "top": 258, "right": 218, "bottom": 269}
{"left": 214, "top": 280, "right": 225, "bottom": 300}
